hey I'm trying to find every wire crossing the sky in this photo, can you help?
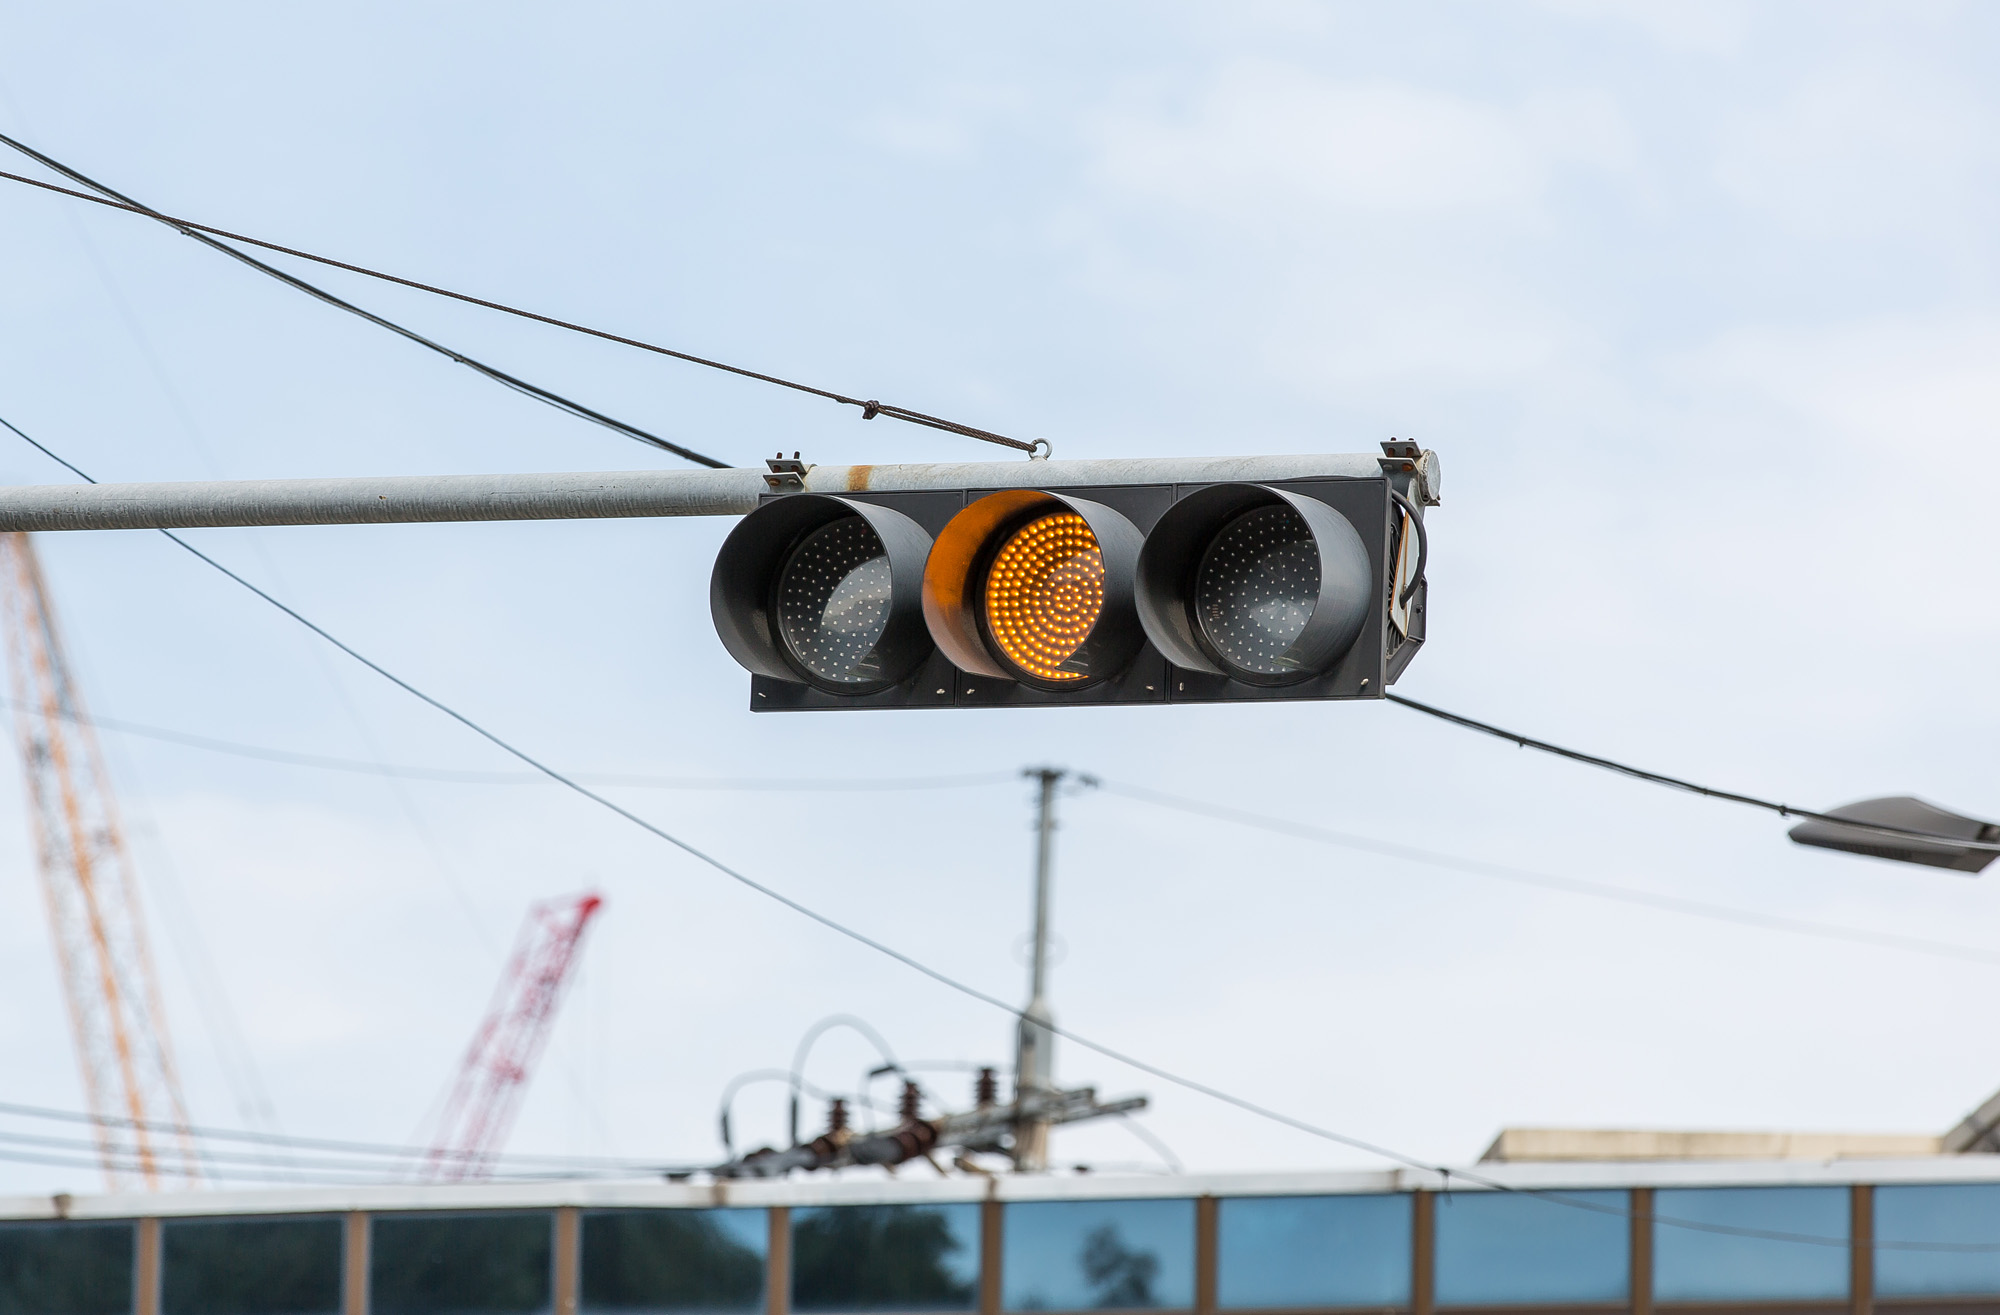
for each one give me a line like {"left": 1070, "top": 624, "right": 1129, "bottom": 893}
{"left": 0, "top": 675, "right": 1984, "bottom": 969}
{"left": 10, "top": 412, "right": 2000, "bottom": 1249}
{"left": 0, "top": 132, "right": 727, "bottom": 468}
{"left": 1099, "top": 780, "right": 2000, "bottom": 970}
{"left": 1386, "top": 692, "right": 2000, "bottom": 853}
{"left": 14, "top": 412, "right": 2000, "bottom": 1251}
{"left": 1, "top": 143, "right": 1978, "bottom": 849}
{"left": 0, "top": 162, "right": 1040, "bottom": 456}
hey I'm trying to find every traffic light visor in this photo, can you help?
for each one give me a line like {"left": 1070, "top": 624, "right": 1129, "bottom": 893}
{"left": 924, "top": 490, "right": 1144, "bottom": 687}
{"left": 1136, "top": 484, "right": 1372, "bottom": 685}
{"left": 712, "top": 494, "right": 935, "bottom": 693}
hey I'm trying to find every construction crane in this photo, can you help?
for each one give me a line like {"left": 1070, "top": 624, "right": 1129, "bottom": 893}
{"left": 422, "top": 891, "right": 603, "bottom": 1181}
{"left": 0, "top": 532, "right": 201, "bottom": 1189}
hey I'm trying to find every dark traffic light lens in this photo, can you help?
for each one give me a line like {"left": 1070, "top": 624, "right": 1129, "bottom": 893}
{"left": 775, "top": 517, "right": 894, "bottom": 684}
{"left": 1195, "top": 504, "right": 1321, "bottom": 675}
{"left": 982, "top": 512, "right": 1104, "bottom": 684}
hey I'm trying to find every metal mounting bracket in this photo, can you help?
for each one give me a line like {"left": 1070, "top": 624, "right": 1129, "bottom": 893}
{"left": 763, "top": 454, "right": 814, "bottom": 492}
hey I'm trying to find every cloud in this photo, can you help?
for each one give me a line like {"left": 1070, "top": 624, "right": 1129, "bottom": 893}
{"left": 1067, "top": 63, "right": 1635, "bottom": 404}
{"left": 1093, "top": 61, "right": 1633, "bottom": 223}
{"left": 1619, "top": 313, "right": 2000, "bottom": 656}
{"left": 860, "top": 110, "right": 975, "bottom": 162}
{"left": 1530, "top": 0, "right": 1750, "bottom": 56}
{"left": 1680, "top": 314, "right": 2000, "bottom": 468}
{"left": 1715, "top": 62, "right": 1993, "bottom": 240}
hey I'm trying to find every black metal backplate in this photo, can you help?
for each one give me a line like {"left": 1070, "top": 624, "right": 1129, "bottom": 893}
{"left": 746, "top": 478, "right": 1394, "bottom": 711}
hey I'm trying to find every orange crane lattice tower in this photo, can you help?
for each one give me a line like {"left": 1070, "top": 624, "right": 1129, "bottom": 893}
{"left": 0, "top": 533, "right": 200, "bottom": 1189}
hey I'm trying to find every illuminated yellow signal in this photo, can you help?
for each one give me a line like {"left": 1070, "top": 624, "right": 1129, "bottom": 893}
{"left": 982, "top": 513, "right": 1104, "bottom": 683}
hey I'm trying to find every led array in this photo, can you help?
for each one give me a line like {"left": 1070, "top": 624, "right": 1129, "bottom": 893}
{"left": 1195, "top": 504, "right": 1319, "bottom": 675}
{"left": 775, "top": 517, "right": 894, "bottom": 684}
{"left": 982, "top": 513, "right": 1104, "bottom": 683}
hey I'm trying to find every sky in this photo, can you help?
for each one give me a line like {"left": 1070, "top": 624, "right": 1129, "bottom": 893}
{"left": 0, "top": 0, "right": 1996, "bottom": 1194}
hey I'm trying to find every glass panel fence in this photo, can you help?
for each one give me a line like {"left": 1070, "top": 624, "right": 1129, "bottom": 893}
{"left": 0, "top": 1221, "right": 133, "bottom": 1315}
{"left": 162, "top": 1215, "right": 343, "bottom": 1315}
{"left": 582, "top": 1209, "right": 767, "bottom": 1314}
{"left": 48, "top": 1175, "right": 2000, "bottom": 1315}
{"left": 1877, "top": 1183, "right": 2000, "bottom": 1296}
{"left": 371, "top": 1212, "right": 553, "bottom": 1315}
{"left": 1003, "top": 1198, "right": 1194, "bottom": 1311}
{"left": 1434, "top": 1190, "right": 1626, "bottom": 1308}
{"left": 1217, "top": 1195, "right": 1410, "bottom": 1310}
{"left": 792, "top": 1204, "right": 978, "bottom": 1312}
{"left": 1652, "top": 1187, "right": 1847, "bottom": 1302}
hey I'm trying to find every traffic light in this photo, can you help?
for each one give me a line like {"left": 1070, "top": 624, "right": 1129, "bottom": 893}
{"left": 709, "top": 443, "right": 1435, "bottom": 711}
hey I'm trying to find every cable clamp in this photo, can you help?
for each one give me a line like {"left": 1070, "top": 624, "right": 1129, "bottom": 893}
{"left": 861, "top": 400, "right": 882, "bottom": 421}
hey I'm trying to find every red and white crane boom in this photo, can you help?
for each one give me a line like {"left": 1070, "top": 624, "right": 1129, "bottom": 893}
{"left": 423, "top": 891, "right": 602, "bottom": 1181}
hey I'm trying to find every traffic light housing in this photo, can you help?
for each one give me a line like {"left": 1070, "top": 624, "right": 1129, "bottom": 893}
{"left": 710, "top": 444, "right": 1434, "bottom": 711}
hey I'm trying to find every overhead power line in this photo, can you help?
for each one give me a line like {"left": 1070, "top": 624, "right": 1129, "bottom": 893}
{"left": 0, "top": 162, "right": 1040, "bottom": 457}
{"left": 0, "top": 1124, "right": 579, "bottom": 1185}
{"left": 7, "top": 417, "right": 1993, "bottom": 1252}
{"left": 15, "top": 417, "right": 1985, "bottom": 1256}
{"left": 0, "top": 1096, "right": 691, "bottom": 1176}
{"left": 1386, "top": 693, "right": 2000, "bottom": 854}
{"left": 1099, "top": 781, "right": 2000, "bottom": 971}
{"left": 32, "top": 679, "right": 1991, "bottom": 970}
{"left": 0, "top": 411, "right": 1493, "bottom": 1188}
{"left": 0, "top": 695, "right": 1013, "bottom": 791}
{"left": 0, "top": 133, "right": 726, "bottom": 469}
{"left": 0, "top": 1141, "right": 646, "bottom": 1187}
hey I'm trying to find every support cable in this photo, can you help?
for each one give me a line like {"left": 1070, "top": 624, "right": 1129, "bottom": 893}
{"left": 6, "top": 411, "right": 1437, "bottom": 1188}
{"left": 28, "top": 685, "right": 1996, "bottom": 967}
{"left": 1098, "top": 781, "right": 2000, "bottom": 970}
{"left": 1386, "top": 693, "right": 2000, "bottom": 854}
{"left": 32, "top": 681, "right": 1992, "bottom": 969}
{"left": 0, "top": 695, "right": 1012, "bottom": 790}
{"left": 0, "top": 162, "right": 1037, "bottom": 455}
{"left": 0, "top": 132, "right": 725, "bottom": 468}
{"left": 3, "top": 415, "right": 1991, "bottom": 1251}
{"left": 0, "top": 1141, "right": 664, "bottom": 1186}
{"left": 0, "top": 1122, "right": 639, "bottom": 1182}
{"left": 0, "top": 1096, "right": 689, "bottom": 1174}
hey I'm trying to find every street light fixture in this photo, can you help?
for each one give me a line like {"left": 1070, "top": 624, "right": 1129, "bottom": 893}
{"left": 1788, "top": 797, "right": 2000, "bottom": 873}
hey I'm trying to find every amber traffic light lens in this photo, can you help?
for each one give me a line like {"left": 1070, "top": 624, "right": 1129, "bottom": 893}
{"left": 982, "top": 513, "right": 1105, "bottom": 684}
{"left": 775, "top": 517, "right": 894, "bottom": 684}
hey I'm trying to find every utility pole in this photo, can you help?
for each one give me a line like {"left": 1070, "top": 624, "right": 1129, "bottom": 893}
{"left": 1014, "top": 767, "right": 1064, "bottom": 1172}
{"left": 710, "top": 766, "right": 1147, "bottom": 1184}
